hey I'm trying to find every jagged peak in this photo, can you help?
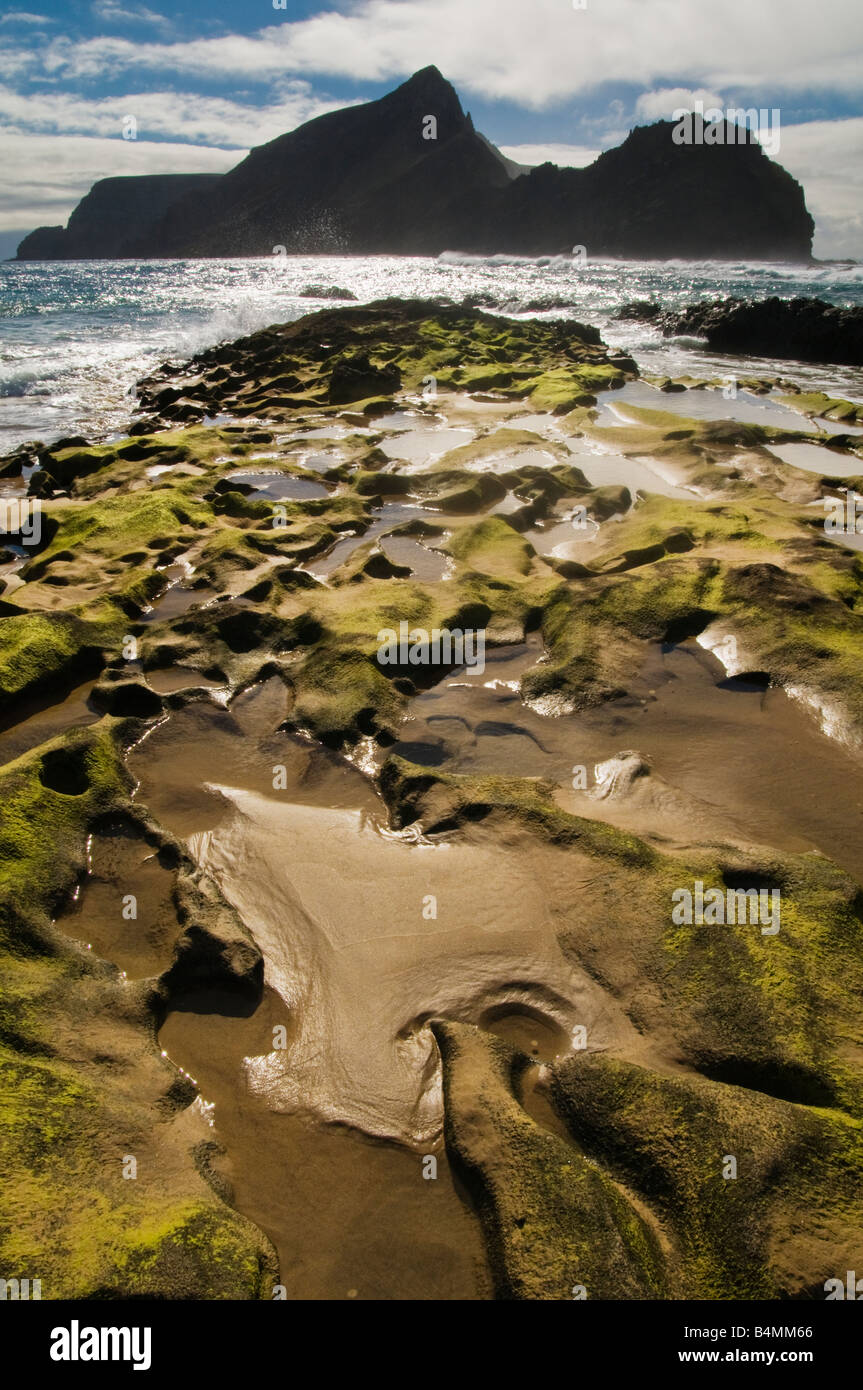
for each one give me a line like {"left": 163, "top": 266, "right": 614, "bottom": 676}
{"left": 386, "top": 65, "right": 465, "bottom": 114}
{"left": 398, "top": 64, "right": 452, "bottom": 93}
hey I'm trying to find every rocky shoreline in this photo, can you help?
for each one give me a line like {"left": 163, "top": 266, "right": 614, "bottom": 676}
{"left": 2, "top": 298, "right": 863, "bottom": 1299}
{"left": 619, "top": 295, "right": 863, "bottom": 367}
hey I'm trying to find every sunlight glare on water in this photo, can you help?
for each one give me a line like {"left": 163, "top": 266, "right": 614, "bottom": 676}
{"left": 1, "top": 253, "right": 862, "bottom": 449}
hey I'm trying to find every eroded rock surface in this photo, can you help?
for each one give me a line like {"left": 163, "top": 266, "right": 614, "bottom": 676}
{"left": 2, "top": 300, "right": 863, "bottom": 1299}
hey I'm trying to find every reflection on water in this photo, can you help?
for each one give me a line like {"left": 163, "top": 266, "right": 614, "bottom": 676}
{"left": 767, "top": 441, "right": 861, "bottom": 475}
{"left": 389, "top": 637, "right": 863, "bottom": 882}
{"left": 3, "top": 254, "right": 862, "bottom": 453}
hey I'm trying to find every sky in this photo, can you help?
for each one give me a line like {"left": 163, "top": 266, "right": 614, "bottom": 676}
{"left": 0, "top": 0, "right": 861, "bottom": 260}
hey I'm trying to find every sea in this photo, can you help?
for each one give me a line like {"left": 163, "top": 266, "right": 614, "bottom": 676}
{"left": 1, "top": 253, "right": 862, "bottom": 453}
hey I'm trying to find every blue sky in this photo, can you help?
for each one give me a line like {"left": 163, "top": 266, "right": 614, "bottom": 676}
{"left": 1, "top": 0, "right": 862, "bottom": 258}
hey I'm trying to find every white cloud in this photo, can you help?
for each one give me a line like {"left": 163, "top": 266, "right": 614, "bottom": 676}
{"left": 0, "top": 82, "right": 352, "bottom": 148}
{"left": 25, "top": 0, "right": 863, "bottom": 105}
{"left": 90, "top": 1, "right": 171, "bottom": 29}
{"left": 499, "top": 143, "right": 601, "bottom": 168}
{"left": 0, "top": 11, "right": 52, "bottom": 24}
{"left": 0, "top": 49, "right": 38, "bottom": 77}
{"left": 778, "top": 119, "right": 863, "bottom": 259}
{"left": 634, "top": 88, "right": 725, "bottom": 122}
{"left": 0, "top": 133, "right": 238, "bottom": 233}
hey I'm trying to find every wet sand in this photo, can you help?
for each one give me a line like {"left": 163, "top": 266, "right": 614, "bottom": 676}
{"left": 0, "top": 678, "right": 99, "bottom": 767}
{"left": 115, "top": 612, "right": 863, "bottom": 1297}
{"left": 160, "top": 992, "right": 489, "bottom": 1300}
{"left": 60, "top": 817, "right": 180, "bottom": 979}
{"left": 129, "top": 682, "right": 633, "bottom": 1147}
{"left": 120, "top": 674, "right": 653, "bottom": 1297}
{"left": 388, "top": 637, "right": 863, "bottom": 880}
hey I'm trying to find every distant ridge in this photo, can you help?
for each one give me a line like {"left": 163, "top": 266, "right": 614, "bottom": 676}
{"left": 17, "top": 174, "right": 222, "bottom": 260}
{"left": 17, "top": 66, "right": 814, "bottom": 262}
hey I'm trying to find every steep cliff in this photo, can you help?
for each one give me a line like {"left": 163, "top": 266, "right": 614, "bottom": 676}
{"left": 16, "top": 173, "right": 223, "bottom": 260}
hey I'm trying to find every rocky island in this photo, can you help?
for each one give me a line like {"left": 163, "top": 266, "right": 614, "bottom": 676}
{"left": 16, "top": 67, "right": 815, "bottom": 262}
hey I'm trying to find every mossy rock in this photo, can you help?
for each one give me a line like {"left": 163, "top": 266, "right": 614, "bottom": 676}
{"left": 433, "top": 1020, "right": 668, "bottom": 1300}
{"left": 549, "top": 1054, "right": 863, "bottom": 1298}
{"left": 0, "top": 731, "right": 278, "bottom": 1299}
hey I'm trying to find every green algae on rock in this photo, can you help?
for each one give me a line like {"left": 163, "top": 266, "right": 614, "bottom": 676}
{"left": 3, "top": 297, "right": 863, "bottom": 1302}
{"left": 132, "top": 300, "right": 636, "bottom": 430}
{"left": 548, "top": 1055, "right": 863, "bottom": 1299}
{"left": 433, "top": 1020, "right": 668, "bottom": 1300}
{"left": 0, "top": 728, "right": 277, "bottom": 1298}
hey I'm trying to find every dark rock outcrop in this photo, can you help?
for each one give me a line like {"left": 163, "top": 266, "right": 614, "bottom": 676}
{"left": 622, "top": 295, "right": 863, "bottom": 366}
{"left": 485, "top": 119, "right": 813, "bottom": 261}
{"left": 129, "top": 297, "right": 635, "bottom": 432}
{"left": 18, "top": 68, "right": 814, "bottom": 263}
{"left": 328, "top": 352, "right": 401, "bottom": 404}
{"left": 16, "top": 173, "right": 223, "bottom": 260}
